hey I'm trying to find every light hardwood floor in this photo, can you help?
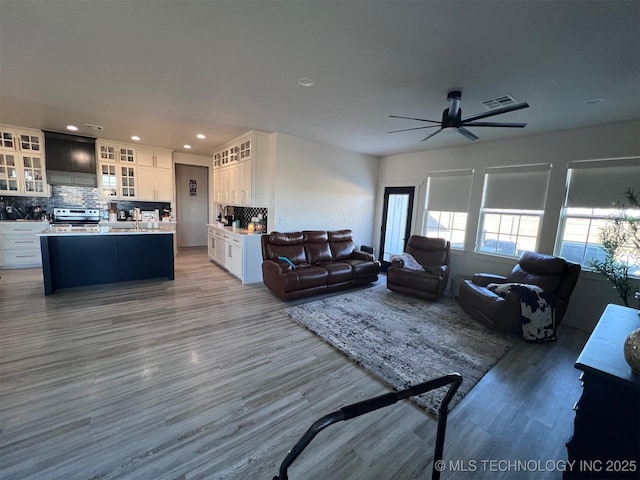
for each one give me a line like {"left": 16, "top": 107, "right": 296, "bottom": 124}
{"left": 0, "top": 247, "right": 589, "bottom": 479}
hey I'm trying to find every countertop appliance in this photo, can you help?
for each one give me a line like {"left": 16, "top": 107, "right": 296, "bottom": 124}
{"left": 52, "top": 208, "right": 101, "bottom": 226}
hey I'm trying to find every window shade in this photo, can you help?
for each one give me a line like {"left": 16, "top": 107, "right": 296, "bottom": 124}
{"left": 566, "top": 158, "right": 640, "bottom": 208}
{"left": 482, "top": 164, "right": 551, "bottom": 211}
{"left": 426, "top": 169, "right": 473, "bottom": 212}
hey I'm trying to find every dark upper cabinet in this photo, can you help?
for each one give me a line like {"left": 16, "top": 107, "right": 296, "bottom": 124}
{"left": 44, "top": 131, "right": 97, "bottom": 174}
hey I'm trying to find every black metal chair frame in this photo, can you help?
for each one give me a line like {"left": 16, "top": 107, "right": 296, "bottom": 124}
{"left": 273, "top": 373, "right": 463, "bottom": 480}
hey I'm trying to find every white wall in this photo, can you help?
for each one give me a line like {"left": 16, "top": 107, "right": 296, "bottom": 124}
{"left": 377, "top": 120, "right": 640, "bottom": 331}
{"left": 272, "top": 133, "right": 379, "bottom": 250}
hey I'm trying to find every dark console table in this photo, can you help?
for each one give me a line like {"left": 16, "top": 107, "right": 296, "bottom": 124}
{"left": 565, "top": 304, "right": 640, "bottom": 479}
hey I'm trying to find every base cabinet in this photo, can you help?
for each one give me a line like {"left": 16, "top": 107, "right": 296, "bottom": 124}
{"left": 564, "top": 304, "right": 640, "bottom": 479}
{"left": 207, "top": 225, "right": 262, "bottom": 284}
{"left": 0, "top": 221, "right": 48, "bottom": 269}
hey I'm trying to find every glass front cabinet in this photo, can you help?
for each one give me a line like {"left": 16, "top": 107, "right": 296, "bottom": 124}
{"left": 0, "top": 125, "right": 48, "bottom": 196}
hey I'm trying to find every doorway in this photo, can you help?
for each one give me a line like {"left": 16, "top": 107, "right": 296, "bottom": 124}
{"left": 175, "top": 164, "right": 209, "bottom": 247}
{"left": 379, "top": 186, "right": 415, "bottom": 271}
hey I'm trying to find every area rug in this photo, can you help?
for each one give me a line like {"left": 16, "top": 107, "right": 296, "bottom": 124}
{"left": 282, "top": 285, "right": 517, "bottom": 416}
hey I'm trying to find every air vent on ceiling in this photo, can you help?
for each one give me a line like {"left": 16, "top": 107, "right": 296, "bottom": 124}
{"left": 84, "top": 123, "right": 104, "bottom": 131}
{"left": 481, "top": 95, "right": 519, "bottom": 110}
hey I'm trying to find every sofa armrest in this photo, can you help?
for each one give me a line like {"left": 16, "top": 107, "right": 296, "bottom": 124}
{"left": 351, "top": 250, "right": 375, "bottom": 262}
{"left": 390, "top": 258, "right": 404, "bottom": 268}
{"left": 472, "top": 273, "right": 508, "bottom": 287}
{"left": 424, "top": 264, "right": 449, "bottom": 277}
{"left": 262, "top": 258, "right": 294, "bottom": 275}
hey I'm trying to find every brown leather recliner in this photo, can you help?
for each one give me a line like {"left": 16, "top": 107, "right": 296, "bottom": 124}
{"left": 386, "top": 236, "right": 451, "bottom": 300}
{"left": 458, "top": 251, "right": 581, "bottom": 334}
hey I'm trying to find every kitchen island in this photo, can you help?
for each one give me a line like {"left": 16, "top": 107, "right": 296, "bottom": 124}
{"left": 39, "top": 226, "right": 174, "bottom": 295}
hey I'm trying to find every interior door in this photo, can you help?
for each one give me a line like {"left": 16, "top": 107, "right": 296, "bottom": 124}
{"left": 379, "top": 186, "right": 414, "bottom": 271}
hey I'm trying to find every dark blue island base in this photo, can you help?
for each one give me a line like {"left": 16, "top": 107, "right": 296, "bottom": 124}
{"left": 40, "top": 233, "right": 174, "bottom": 295}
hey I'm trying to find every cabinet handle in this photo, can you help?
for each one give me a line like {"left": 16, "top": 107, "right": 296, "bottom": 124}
{"left": 15, "top": 240, "right": 35, "bottom": 244}
{"left": 16, "top": 254, "right": 36, "bottom": 258}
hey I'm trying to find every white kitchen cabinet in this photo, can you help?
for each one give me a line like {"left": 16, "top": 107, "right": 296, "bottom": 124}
{"left": 212, "top": 131, "right": 273, "bottom": 207}
{"left": 97, "top": 140, "right": 136, "bottom": 164}
{"left": 136, "top": 146, "right": 172, "bottom": 169}
{"left": 238, "top": 160, "right": 252, "bottom": 205}
{"left": 137, "top": 165, "right": 172, "bottom": 202}
{"left": 0, "top": 125, "right": 48, "bottom": 197}
{"left": 0, "top": 221, "right": 47, "bottom": 269}
{"left": 207, "top": 225, "right": 263, "bottom": 283}
{"left": 225, "top": 235, "right": 243, "bottom": 278}
{"left": 98, "top": 161, "right": 137, "bottom": 199}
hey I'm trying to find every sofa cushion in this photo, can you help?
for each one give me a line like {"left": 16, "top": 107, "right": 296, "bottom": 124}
{"left": 316, "top": 261, "right": 352, "bottom": 284}
{"left": 282, "top": 265, "right": 328, "bottom": 290}
{"left": 303, "top": 230, "right": 333, "bottom": 264}
{"left": 406, "top": 236, "right": 449, "bottom": 269}
{"left": 264, "top": 231, "right": 306, "bottom": 264}
{"left": 328, "top": 229, "right": 356, "bottom": 260}
{"left": 341, "top": 258, "right": 381, "bottom": 279}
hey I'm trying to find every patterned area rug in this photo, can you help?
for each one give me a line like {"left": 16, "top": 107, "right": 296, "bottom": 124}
{"left": 283, "top": 285, "right": 517, "bottom": 416}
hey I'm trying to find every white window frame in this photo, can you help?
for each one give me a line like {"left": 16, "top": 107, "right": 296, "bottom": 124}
{"left": 555, "top": 157, "right": 640, "bottom": 276}
{"left": 476, "top": 208, "right": 543, "bottom": 258}
{"left": 475, "top": 164, "right": 551, "bottom": 259}
{"left": 422, "top": 169, "right": 473, "bottom": 251}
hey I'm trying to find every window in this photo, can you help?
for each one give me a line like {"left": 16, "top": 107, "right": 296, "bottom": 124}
{"left": 557, "top": 158, "right": 640, "bottom": 274}
{"left": 423, "top": 169, "right": 473, "bottom": 250}
{"left": 477, "top": 164, "right": 551, "bottom": 258}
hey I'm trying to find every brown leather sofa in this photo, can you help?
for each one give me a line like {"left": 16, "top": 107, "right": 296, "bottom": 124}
{"left": 458, "top": 251, "right": 581, "bottom": 334}
{"left": 261, "top": 230, "right": 381, "bottom": 301}
{"left": 386, "top": 236, "right": 451, "bottom": 300}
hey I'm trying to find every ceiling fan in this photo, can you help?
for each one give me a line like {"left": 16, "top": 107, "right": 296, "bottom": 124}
{"left": 388, "top": 90, "right": 529, "bottom": 142}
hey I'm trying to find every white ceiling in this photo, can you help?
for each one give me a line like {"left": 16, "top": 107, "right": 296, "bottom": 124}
{"left": 1, "top": 1, "right": 638, "bottom": 158}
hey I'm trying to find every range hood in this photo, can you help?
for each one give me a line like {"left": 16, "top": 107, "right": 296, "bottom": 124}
{"left": 44, "top": 131, "right": 97, "bottom": 187}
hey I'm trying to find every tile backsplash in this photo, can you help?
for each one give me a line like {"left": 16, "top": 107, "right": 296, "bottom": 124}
{"left": 1, "top": 186, "right": 170, "bottom": 220}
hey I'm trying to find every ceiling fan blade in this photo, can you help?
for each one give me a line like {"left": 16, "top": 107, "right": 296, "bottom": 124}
{"left": 389, "top": 115, "right": 441, "bottom": 124}
{"left": 462, "top": 121, "right": 528, "bottom": 128}
{"left": 387, "top": 125, "right": 441, "bottom": 134}
{"left": 421, "top": 128, "right": 443, "bottom": 142}
{"left": 457, "top": 127, "right": 479, "bottom": 141}
{"left": 461, "top": 102, "right": 529, "bottom": 123}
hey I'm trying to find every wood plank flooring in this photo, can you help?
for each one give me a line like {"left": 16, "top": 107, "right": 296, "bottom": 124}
{"left": 0, "top": 247, "right": 589, "bottom": 479}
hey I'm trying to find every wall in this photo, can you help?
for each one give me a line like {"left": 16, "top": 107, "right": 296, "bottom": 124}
{"left": 272, "top": 133, "right": 380, "bottom": 250}
{"left": 175, "top": 164, "right": 208, "bottom": 247}
{"left": 377, "top": 120, "right": 640, "bottom": 331}
{"left": 173, "top": 152, "right": 214, "bottom": 224}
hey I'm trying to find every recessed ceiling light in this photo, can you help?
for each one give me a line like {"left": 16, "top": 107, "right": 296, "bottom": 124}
{"left": 585, "top": 97, "right": 606, "bottom": 105}
{"left": 184, "top": 144, "right": 192, "bottom": 149}
{"left": 197, "top": 134, "right": 206, "bottom": 139}
{"left": 131, "top": 135, "right": 141, "bottom": 141}
{"left": 66, "top": 125, "right": 78, "bottom": 131}
{"left": 297, "top": 77, "right": 316, "bottom": 87}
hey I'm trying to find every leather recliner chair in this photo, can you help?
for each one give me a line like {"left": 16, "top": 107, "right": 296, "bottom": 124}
{"left": 386, "top": 236, "right": 451, "bottom": 300}
{"left": 458, "top": 251, "right": 581, "bottom": 334}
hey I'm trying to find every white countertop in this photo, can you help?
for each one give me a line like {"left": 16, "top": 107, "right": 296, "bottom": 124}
{"left": 207, "top": 223, "right": 265, "bottom": 236}
{"left": 39, "top": 226, "right": 175, "bottom": 236}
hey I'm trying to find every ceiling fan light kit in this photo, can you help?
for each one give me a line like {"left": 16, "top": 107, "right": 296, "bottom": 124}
{"left": 389, "top": 90, "right": 529, "bottom": 142}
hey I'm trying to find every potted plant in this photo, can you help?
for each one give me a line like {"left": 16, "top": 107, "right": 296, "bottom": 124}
{"left": 588, "top": 188, "right": 640, "bottom": 308}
